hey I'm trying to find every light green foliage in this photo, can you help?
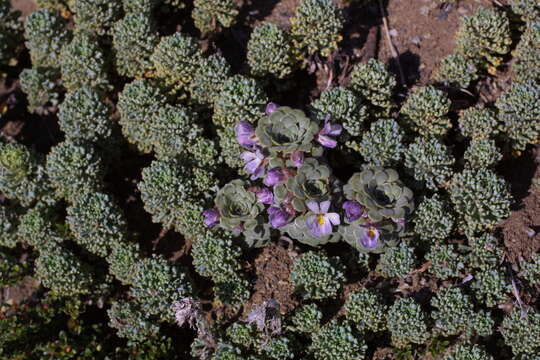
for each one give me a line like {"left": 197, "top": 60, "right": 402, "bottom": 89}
{"left": 378, "top": 243, "right": 416, "bottom": 278}
{"left": 310, "top": 87, "right": 367, "bottom": 137}
{"left": 130, "top": 255, "right": 193, "bottom": 322}
{"left": 413, "top": 194, "right": 455, "bottom": 243}
{"left": 151, "top": 32, "right": 202, "bottom": 94}
{"left": 60, "top": 32, "right": 109, "bottom": 91}
{"left": 213, "top": 75, "right": 268, "bottom": 128}
{"left": 226, "top": 322, "right": 257, "bottom": 349}
{"left": 443, "top": 343, "right": 493, "bottom": 360}
{"left": 289, "top": 303, "right": 322, "bottom": 333}
{"left": 448, "top": 169, "right": 511, "bottom": 235}
{"left": 123, "top": 0, "right": 158, "bottom": 15}
{"left": 513, "top": 22, "right": 540, "bottom": 83}
{"left": 290, "top": 251, "right": 345, "bottom": 300}
{"left": 464, "top": 139, "right": 502, "bottom": 169}
{"left": 501, "top": 310, "right": 540, "bottom": 356}
{"left": 466, "top": 233, "right": 503, "bottom": 271}
{"left": 472, "top": 269, "right": 511, "bottom": 307}
{"left": 46, "top": 140, "right": 105, "bottom": 201}
{"left": 0, "top": 204, "right": 20, "bottom": 248}
{"left": 496, "top": 81, "right": 540, "bottom": 151}
{"left": 35, "top": 243, "right": 95, "bottom": 296}
{"left": 0, "top": 251, "right": 27, "bottom": 287}
{"left": 117, "top": 79, "right": 166, "bottom": 153}
{"left": 189, "top": 54, "right": 232, "bottom": 105}
{"left": 214, "top": 276, "right": 251, "bottom": 308}
{"left": 247, "top": 24, "right": 295, "bottom": 79}
{"left": 34, "top": 0, "right": 72, "bottom": 12}
{"left": 218, "top": 127, "right": 244, "bottom": 168}
{"left": 19, "top": 67, "right": 61, "bottom": 113}
{"left": 191, "top": 231, "right": 242, "bottom": 282}
{"left": 58, "top": 87, "right": 114, "bottom": 144}
{"left": 433, "top": 54, "right": 479, "bottom": 88}
{"left": 112, "top": 13, "right": 158, "bottom": 78}
{"left": 404, "top": 137, "right": 454, "bottom": 190}
{"left": 401, "top": 86, "right": 451, "bottom": 137}
{"left": 150, "top": 104, "right": 203, "bottom": 159}
{"left": 66, "top": 192, "right": 127, "bottom": 258}
{"left": 106, "top": 241, "right": 142, "bottom": 285}
{"left": 291, "top": 0, "right": 344, "bottom": 57}
{"left": 71, "top": 0, "right": 122, "bottom": 34}
{"left": 458, "top": 106, "right": 500, "bottom": 140}
{"left": 431, "top": 287, "right": 493, "bottom": 337}
{"left": 520, "top": 253, "right": 540, "bottom": 284}
{"left": 309, "top": 320, "right": 367, "bottom": 360}
{"left": 108, "top": 299, "right": 160, "bottom": 343}
{"left": 350, "top": 59, "right": 396, "bottom": 114}
{"left": 17, "top": 203, "right": 60, "bottom": 248}
{"left": 187, "top": 137, "right": 221, "bottom": 170}
{"left": 455, "top": 8, "right": 512, "bottom": 64}
{"left": 359, "top": 119, "right": 405, "bottom": 167}
{"left": 138, "top": 158, "right": 215, "bottom": 237}
{"left": 387, "top": 297, "right": 430, "bottom": 347}
{"left": 211, "top": 343, "right": 244, "bottom": 360}
{"left": 192, "top": 0, "right": 238, "bottom": 35}
{"left": 344, "top": 288, "right": 388, "bottom": 332}
{"left": 260, "top": 336, "right": 296, "bottom": 360}
{"left": 426, "top": 244, "right": 464, "bottom": 280}
{"left": 0, "top": 142, "right": 52, "bottom": 206}
{"left": 24, "top": 9, "right": 71, "bottom": 68}
{"left": 512, "top": 0, "right": 540, "bottom": 21}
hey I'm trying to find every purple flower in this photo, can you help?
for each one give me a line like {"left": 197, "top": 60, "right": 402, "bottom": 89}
{"left": 342, "top": 201, "right": 365, "bottom": 222}
{"left": 317, "top": 121, "right": 342, "bottom": 148}
{"left": 266, "top": 102, "right": 278, "bottom": 115}
{"left": 256, "top": 187, "right": 274, "bottom": 204}
{"left": 290, "top": 150, "right": 304, "bottom": 168}
{"left": 306, "top": 200, "right": 340, "bottom": 238}
{"left": 268, "top": 207, "right": 291, "bottom": 228}
{"left": 242, "top": 149, "right": 266, "bottom": 180}
{"left": 235, "top": 121, "right": 258, "bottom": 147}
{"left": 360, "top": 225, "right": 380, "bottom": 249}
{"left": 263, "top": 167, "right": 287, "bottom": 187}
{"left": 203, "top": 208, "right": 220, "bottom": 227}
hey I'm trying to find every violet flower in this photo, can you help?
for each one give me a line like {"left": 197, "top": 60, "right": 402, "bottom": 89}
{"left": 342, "top": 200, "right": 365, "bottom": 222}
{"left": 203, "top": 208, "right": 220, "bottom": 227}
{"left": 268, "top": 207, "right": 291, "bottom": 228}
{"left": 266, "top": 102, "right": 278, "bottom": 115}
{"left": 242, "top": 149, "right": 266, "bottom": 180}
{"left": 290, "top": 150, "right": 304, "bottom": 168}
{"left": 306, "top": 200, "right": 340, "bottom": 237}
{"left": 360, "top": 225, "right": 380, "bottom": 249}
{"left": 317, "top": 118, "right": 342, "bottom": 148}
{"left": 235, "top": 121, "right": 258, "bottom": 147}
{"left": 263, "top": 167, "right": 287, "bottom": 187}
{"left": 256, "top": 187, "right": 274, "bottom": 204}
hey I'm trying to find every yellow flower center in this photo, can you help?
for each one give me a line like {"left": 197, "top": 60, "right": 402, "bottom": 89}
{"left": 367, "top": 228, "right": 377, "bottom": 238}
{"left": 317, "top": 214, "right": 325, "bottom": 225}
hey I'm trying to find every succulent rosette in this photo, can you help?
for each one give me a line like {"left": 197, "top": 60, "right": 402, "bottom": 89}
{"left": 344, "top": 167, "right": 414, "bottom": 223}
{"left": 215, "top": 179, "right": 264, "bottom": 229}
{"left": 273, "top": 159, "right": 333, "bottom": 212}
{"left": 214, "top": 179, "right": 271, "bottom": 247}
{"left": 255, "top": 106, "right": 319, "bottom": 155}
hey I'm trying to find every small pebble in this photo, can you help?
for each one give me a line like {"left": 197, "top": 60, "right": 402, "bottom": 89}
{"left": 389, "top": 29, "right": 398, "bottom": 37}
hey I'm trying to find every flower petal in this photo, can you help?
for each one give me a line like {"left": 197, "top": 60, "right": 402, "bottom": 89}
{"left": 327, "top": 213, "right": 340, "bottom": 226}
{"left": 306, "top": 200, "right": 320, "bottom": 214}
{"left": 317, "top": 134, "right": 338, "bottom": 148}
{"left": 320, "top": 200, "right": 331, "bottom": 214}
